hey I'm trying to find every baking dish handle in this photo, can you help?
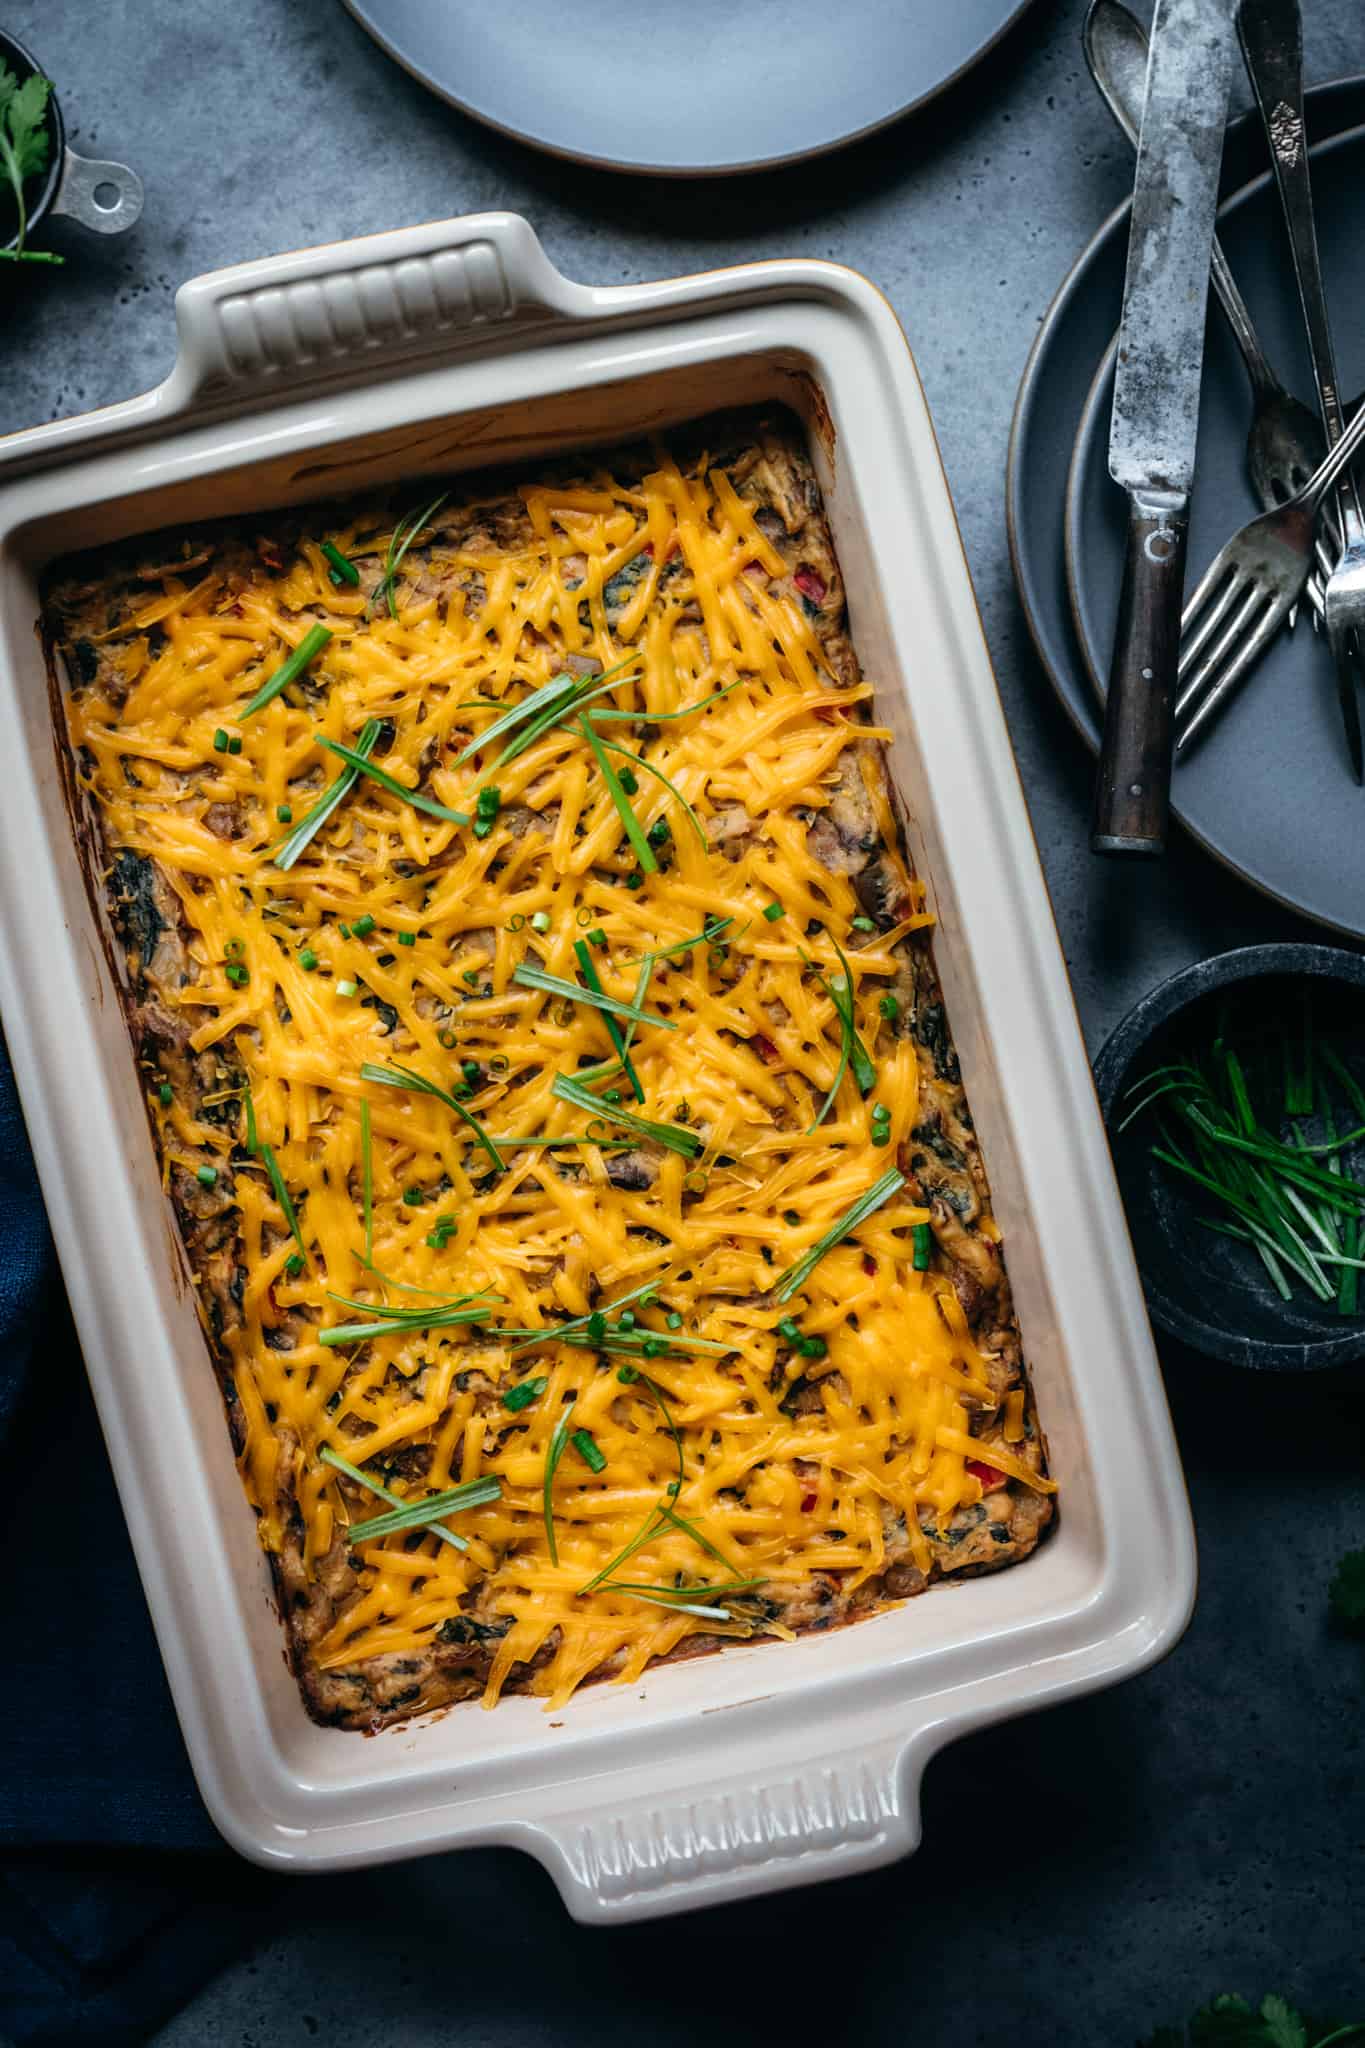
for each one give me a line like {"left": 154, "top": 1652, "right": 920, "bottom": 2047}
{"left": 167, "top": 213, "right": 592, "bottom": 408}
{"left": 529, "top": 1737, "right": 918, "bottom": 1923}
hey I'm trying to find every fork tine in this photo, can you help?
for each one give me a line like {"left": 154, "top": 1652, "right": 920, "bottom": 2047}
{"left": 1175, "top": 584, "right": 1264, "bottom": 722}
{"left": 1180, "top": 542, "right": 1245, "bottom": 633}
{"left": 1177, "top": 566, "right": 1245, "bottom": 681}
{"left": 1337, "top": 627, "right": 1365, "bottom": 784}
{"left": 1175, "top": 592, "right": 1286, "bottom": 752}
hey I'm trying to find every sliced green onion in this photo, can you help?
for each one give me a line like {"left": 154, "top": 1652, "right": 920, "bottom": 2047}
{"left": 196, "top": 1163, "right": 218, "bottom": 1188}
{"left": 276, "top": 804, "right": 293, "bottom": 824}
{"left": 273, "top": 718, "right": 381, "bottom": 870}
{"left": 763, "top": 902, "right": 784, "bottom": 923}
{"left": 379, "top": 493, "right": 448, "bottom": 620}
{"left": 588, "top": 726, "right": 708, "bottom": 848}
{"left": 879, "top": 993, "right": 900, "bottom": 1021}
{"left": 348, "top": 1473, "right": 502, "bottom": 1545}
{"left": 578, "top": 714, "right": 657, "bottom": 873}
{"left": 212, "top": 728, "right": 230, "bottom": 753}
{"left": 543, "top": 1398, "right": 577, "bottom": 1566}
{"left": 335, "top": 978, "right": 357, "bottom": 998}
{"left": 316, "top": 735, "right": 470, "bottom": 827}
{"left": 261, "top": 1140, "right": 310, "bottom": 1265}
{"left": 551, "top": 1072, "right": 702, "bottom": 1158}
{"left": 530, "top": 909, "right": 552, "bottom": 934}
{"left": 772, "top": 1169, "right": 907, "bottom": 1303}
{"left": 361, "top": 1059, "right": 505, "bottom": 1173}
{"left": 298, "top": 947, "right": 318, "bottom": 971}
{"left": 320, "top": 539, "right": 360, "bottom": 586}
{"left": 571, "top": 1428, "right": 606, "bottom": 1473}
{"left": 158, "top": 1082, "right": 173, "bottom": 1108}
{"left": 241, "top": 623, "right": 332, "bottom": 720}
{"left": 512, "top": 962, "right": 676, "bottom": 1032}
{"left": 503, "top": 1376, "right": 547, "bottom": 1413}
{"left": 360, "top": 1099, "right": 374, "bottom": 1267}
{"left": 320, "top": 1442, "right": 469, "bottom": 1553}
{"left": 574, "top": 937, "right": 643, "bottom": 1104}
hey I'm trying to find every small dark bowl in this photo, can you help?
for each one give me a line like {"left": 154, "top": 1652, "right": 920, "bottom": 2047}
{"left": 1094, "top": 944, "right": 1365, "bottom": 1371}
{"left": 0, "top": 28, "right": 65, "bottom": 254}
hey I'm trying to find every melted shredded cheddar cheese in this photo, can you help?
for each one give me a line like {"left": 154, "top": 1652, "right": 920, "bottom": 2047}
{"left": 63, "top": 441, "right": 1051, "bottom": 1714}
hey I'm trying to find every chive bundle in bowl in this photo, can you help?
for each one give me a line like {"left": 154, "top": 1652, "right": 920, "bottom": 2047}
{"left": 1094, "top": 946, "right": 1365, "bottom": 1370}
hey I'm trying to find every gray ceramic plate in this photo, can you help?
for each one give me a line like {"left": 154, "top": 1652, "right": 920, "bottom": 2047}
{"left": 342, "top": 0, "right": 1038, "bottom": 175}
{"left": 1008, "top": 79, "right": 1365, "bottom": 938}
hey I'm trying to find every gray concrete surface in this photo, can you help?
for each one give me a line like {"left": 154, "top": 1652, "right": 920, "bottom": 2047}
{"left": 3, "top": 0, "right": 1362, "bottom": 2040}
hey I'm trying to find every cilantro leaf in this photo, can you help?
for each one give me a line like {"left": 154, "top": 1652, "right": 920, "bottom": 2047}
{"left": 0, "top": 63, "right": 60, "bottom": 263}
{"left": 1329, "top": 1548, "right": 1365, "bottom": 1633}
{"left": 1261, "top": 1996, "right": 1309, "bottom": 2048}
{"left": 1190, "top": 1996, "right": 1265, "bottom": 2048}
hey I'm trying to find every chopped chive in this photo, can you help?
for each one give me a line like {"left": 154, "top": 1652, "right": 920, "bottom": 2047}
{"left": 338, "top": 924, "right": 351, "bottom": 939}
{"left": 507, "top": 913, "right": 526, "bottom": 933}
{"left": 513, "top": 963, "right": 676, "bottom": 1032}
{"left": 397, "top": 930, "right": 416, "bottom": 946}
{"left": 448, "top": 657, "right": 641, "bottom": 773}
{"left": 298, "top": 948, "right": 318, "bottom": 971}
{"left": 319, "top": 1442, "right": 470, "bottom": 1554}
{"left": 617, "top": 767, "right": 639, "bottom": 794}
{"left": 196, "top": 1163, "right": 218, "bottom": 1187}
{"left": 551, "top": 1072, "right": 702, "bottom": 1158}
{"left": 543, "top": 1398, "right": 577, "bottom": 1565}
{"left": 360, "top": 1099, "right": 374, "bottom": 1267}
{"left": 261, "top": 1140, "right": 309, "bottom": 1265}
{"left": 276, "top": 804, "right": 293, "bottom": 824}
{"left": 530, "top": 910, "right": 552, "bottom": 934}
{"left": 316, "top": 735, "right": 470, "bottom": 827}
{"left": 379, "top": 493, "right": 449, "bottom": 620}
{"left": 284, "top": 1251, "right": 305, "bottom": 1278}
{"left": 586, "top": 927, "right": 607, "bottom": 948}
{"left": 241, "top": 623, "right": 332, "bottom": 720}
{"left": 578, "top": 714, "right": 657, "bottom": 873}
{"left": 320, "top": 539, "right": 360, "bottom": 586}
{"left": 352, "top": 913, "right": 375, "bottom": 938}
{"left": 616, "top": 1363, "right": 639, "bottom": 1383}
{"left": 227, "top": 734, "right": 243, "bottom": 755}
{"left": 590, "top": 727, "right": 708, "bottom": 849}
{"left": 772, "top": 1169, "right": 907, "bottom": 1304}
{"left": 319, "top": 1302, "right": 495, "bottom": 1346}
{"left": 347, "top": 1474, "right": 502, "bottom": 1545}
{"left": 572, "top": 1428, "right": 607, "bottom": 1473}
{"left": 212, "top": 728, "right": 229, "bottom": 753}
{"left": 335, "top": 978, "right": 357, "bottom": 998}
{"left": 666, "top": 1311, "right": 683, "bottom": 1331}
{"left": 403, "top": 1185, "right": 424, "bottom": 1207}
{"left": 912, "top": 1221, "right": 932, "bottom": 1270}
{"left": 503, "top": 1376, "right": 547, "bottom": 1412}
{"left": 879, "top": 993, "right": 900, "bottom": 1021}
{"left": 243, "top": 1086, "right": 260, "bottom": 1156}
{"left": 851, "top": 915, "right": 876, "bottom": 932}
{"left": 158, "top": 1081, "right": 173, "bottom": 1108}
{"left": 273, "top": 718, "right": 381, "bottom": 870}
{"left": 763, "top": 901, "right": 784, "bottom": 922}
{"left": 573, "top": 937, "right": 644, "bottom": 1104}
{"left": 361, "top": 1060, "right": 505, "bottom": 1172}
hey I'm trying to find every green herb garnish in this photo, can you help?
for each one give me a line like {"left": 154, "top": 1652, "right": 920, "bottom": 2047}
{"left": 361, "top": 1059, "right": 505, "bottom": 1173}
{"left": 273, "top": 718, "right": 381, "bottom": 870}
{"left": 240, "top": 623, "right": 332, "bottom": 721}
{"left": 551, "top": 1072, "right": 702, "bottom": 1158}
{"left": 578, "top": 713, "right": 657, "bottom": 873}
{"left": 347, "top": 1473, "right": 502, "bottom": 1545}
{"left": 512, "top": 961, "right": 676, "bottom": 1034}
{"left": 319, "top": 1442, "right": 470, "bottom": 1553}
{"left": 588, "top": 727, "right": 707, "bottom": 848}
{"left": 503, "top": 1375, "right": 547, "bottom": 1413}
{"left": 0, "top": 68, "right": 61, "bottom": 265}
{"left": 320, "top": 540, "right": 360, "bottom": 587}
{"left": 1138, "top": 1991, "right": 1364, "bottom": 2048}
{"left": 378, "top": 493, "right": 448, "bottom": 619}
{"left": 542, "top": 1397, "right": 577, "bottom": 1566}
{"left": 573, "top": 936, "right": 643, "bottom": 1103}
{"left": 1123, "top": 1019, "right": 1365, "bottom": 1311}
{"left": 316, "top": 735, "right": 470, "bottom": 827}
{"left": 771, "top": 1169, "right": 906, "bottom": 1304}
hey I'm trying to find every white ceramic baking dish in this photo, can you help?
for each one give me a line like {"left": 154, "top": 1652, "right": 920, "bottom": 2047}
{"left": 0, "top": 214, "right": 1195, "bottom": 1921}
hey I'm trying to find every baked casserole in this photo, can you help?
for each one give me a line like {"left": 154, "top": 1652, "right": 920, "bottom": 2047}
{"left": 45, "top": 407, "right": 1054, "bottom": 1730}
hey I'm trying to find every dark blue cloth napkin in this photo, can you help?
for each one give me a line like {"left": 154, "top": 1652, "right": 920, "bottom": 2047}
{"left": 0, "top": 1034, "right": 277, "bottom": 2044}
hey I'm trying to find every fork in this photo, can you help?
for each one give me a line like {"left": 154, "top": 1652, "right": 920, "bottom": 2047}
{"left": 1173, "top": 395, "right": 1365, "bottom": 752}
{"left": 1240, "top": 0, "right": 1365, "bottom": 780}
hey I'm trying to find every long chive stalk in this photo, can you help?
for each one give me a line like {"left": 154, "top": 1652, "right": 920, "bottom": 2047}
{"left": 771, "top": 1169, "right": 907, "bottom": 1303}
{"left": 273, "top": 718, "right": 380, "bottom": 869}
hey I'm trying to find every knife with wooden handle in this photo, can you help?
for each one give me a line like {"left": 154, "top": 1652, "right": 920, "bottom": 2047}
{"left": 1091, "top": 0, "right": 1237, "bottom": 856}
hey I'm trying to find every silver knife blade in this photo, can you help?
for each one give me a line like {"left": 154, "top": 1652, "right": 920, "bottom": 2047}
{"left": 1109, "top": 0, "right": 1237, "bottom": 495}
